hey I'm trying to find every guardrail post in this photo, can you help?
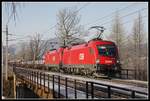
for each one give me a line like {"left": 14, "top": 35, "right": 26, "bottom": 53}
{"left": 33, "top": 71, "right": 36, "bottom": 83}
{"left": 74, "top": 79, "right": 77, "bottom": 99}
{"left": 52, "top": 75, "right": 55, "bottom": 98}
{"left": 36, "top": 72, "right": 38, "bottom": 88}
{"left": 35, "top": 71, "right": 36, "bottom": 83}
{"left": 33, "top": 71, "right": 35, "bottom": 83}
{"left": 48, "top": 74, "right": 50, "bottom": 93}
{"left": 33, "top": 71, "right": 34, "bottom": 85}
{"left": 143, "top": 70, "right": 145, "bottom": 81}
{"left": 27, "top": 70, "right": 28, "bottom": 80}
{"left": 40, "top": 72, "right": 41, "bottom": 88}
{"left": 32, "top": 71, "right": 34, "bottom": 83}
{"left": 32, "top": 71, "right": 33, "bottom": 84}
{"left": 135, "top": 69, "right": 137, "bottom": 80}
{"left": 127, "top": 69, "right": 128, "bottom": 79}
{"left": 44, "top": 73, "right": 45, "bottom": 92}
{"left": 13, "top": 66, "right": 16, "bottom": 73}
{"left": 108, "top": 86, "right": 111, "bottom": 98}
{"left": 58, "top": 75, "right": 60, "bottom": 98}
{"left": 131, "top": 91, "right": 135, "bottom": 98}
{"left": 86, "top": 81, "right": 88, "bottom": 99}
{"left": 30, "top": 71, "right": 32, "bottom": 84}
{"left": 91, "top": 82, "right": 94, "bottom": 99}
{"left": 30, "top": 71, "right": 31, "bottom": 84}
{"left": 29, "top": 71, "right": 31, "bottom": 85}
{"left": 65, "top": 78, "right": 68, "bottom": 98}
{"left": 120, "top": 70, "right": 122, "bottom": 79}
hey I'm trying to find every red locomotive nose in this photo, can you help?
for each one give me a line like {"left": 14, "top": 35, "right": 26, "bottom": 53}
{"left": 105, "top": 60, "right": 113, "bottom": 64}
{"left": 100, "top": 56, "right": 116, "bottom": 65}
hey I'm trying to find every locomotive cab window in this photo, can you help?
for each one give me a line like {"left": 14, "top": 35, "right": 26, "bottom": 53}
{"left": 97, "top": 45, "right": 116, "bottom": 57}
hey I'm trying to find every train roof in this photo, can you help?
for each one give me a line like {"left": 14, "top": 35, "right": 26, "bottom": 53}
{"left": 63, "top": 40, "right": 115, "bottom": 51}
{"left": 91, "top": 40, "right": 116, "bottom": 44}
{"left": 47, "top": 39, "right": 116, "bottom": 53}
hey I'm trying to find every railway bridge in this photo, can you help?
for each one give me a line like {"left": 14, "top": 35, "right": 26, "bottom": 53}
{"left": 11, "top": 65, "right": 148, "bottom": 99}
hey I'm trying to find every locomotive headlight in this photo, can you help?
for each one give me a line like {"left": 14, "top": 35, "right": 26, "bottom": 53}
{"left": 96, "top": 59, "right": 100, "bottom": 64}
{"left": 117, "top": 60, "right": 120, "bottom": 63}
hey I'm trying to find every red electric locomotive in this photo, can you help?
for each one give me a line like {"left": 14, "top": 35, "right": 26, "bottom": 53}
{"left": 44, "top": 48, "right": 64, "bottom": 70}
{"left": 43, "top": 26, "right": 121, "bottom": 76}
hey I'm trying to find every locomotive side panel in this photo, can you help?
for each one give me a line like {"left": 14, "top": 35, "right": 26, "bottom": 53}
{"left": 45, "top": 50, "right": 60, "bottom": 65}
{"left": 44, "top": 52, "right": 49, "bottom": 64}
{"left": 62, "top": 45, "right": 96, "bottom": 65}
{"left": 71, "top": 47, "right": 96, "bottom": 64}
{"left": 62, "top": 49, "right": 70, "bottom": 64}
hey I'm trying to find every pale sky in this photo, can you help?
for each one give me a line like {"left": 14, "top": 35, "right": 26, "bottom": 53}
{"left": 2, "top": 2, "right": 148, "bottom": 46}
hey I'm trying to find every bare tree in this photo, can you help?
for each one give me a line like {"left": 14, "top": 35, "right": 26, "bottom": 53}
{"left": 4, "top": 2, "right": 24, "bottom": 25}
{"left": 56, "top": 7, "right": 83, "bottom": 46}
{"left": 15, "top": 36, "right": 58, "bottom": 63}
{"left": 108, "top": 11, "right": 126, "bottom": 64}
{"left": 131, "top": 11, "right": 146, "bottom": 80}
{"left": 28, "top": 33, "right": 49, "bottom": 64}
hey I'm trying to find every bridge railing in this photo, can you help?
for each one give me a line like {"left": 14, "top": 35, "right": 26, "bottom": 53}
{"left": 86, "top": 81, "right": 147, "bottom": 99}
{"left": 13, "top": 67, "right": 148, "bottom": 99}
{"left": 120, "top": 69, "right": 147, "bottom": 81}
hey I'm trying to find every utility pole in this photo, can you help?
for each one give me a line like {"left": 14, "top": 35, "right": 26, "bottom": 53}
{"left": 13, "top": 73, "right": 16, "bottom": 98}
{"left": 2, "top": 42, "right": 3, "bottom": 75}
{"left": 5, "top": 25, "right": 8, "bottom": 80}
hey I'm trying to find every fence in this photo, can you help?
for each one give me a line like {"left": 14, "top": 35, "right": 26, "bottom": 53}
{"left": 13, "top": 67, "right": 148, "bottom": 99}
{"left": 120, "top": 69, "right": 147, "bottom": 81}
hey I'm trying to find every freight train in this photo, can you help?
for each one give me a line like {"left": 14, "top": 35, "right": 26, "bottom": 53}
{"left": 43, "top": 26, "right": 121, "bottom": 76}
{"left": 10, "top": 26, "right": 121, "bottom": 76}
